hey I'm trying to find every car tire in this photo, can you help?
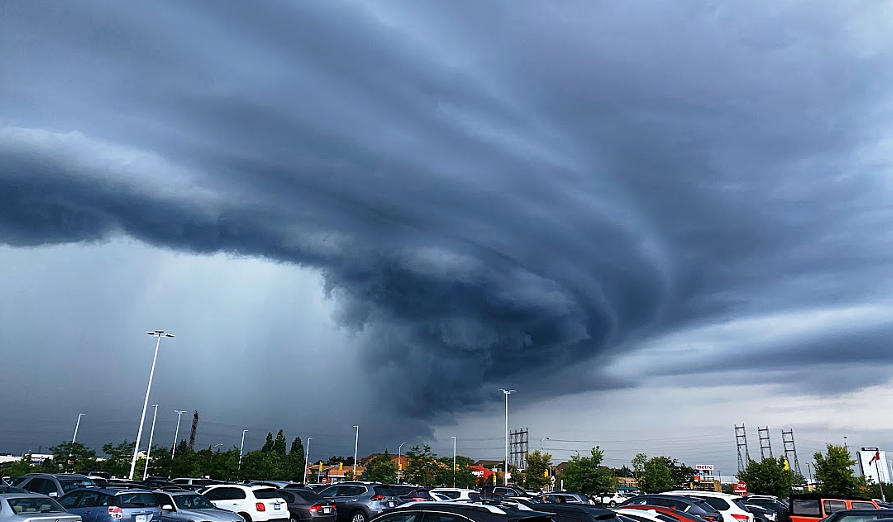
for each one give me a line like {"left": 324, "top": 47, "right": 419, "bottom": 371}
{"left": 609, "top": 502, "right": 616, "bottom": 507}
{"left": 291, "top": 517, "right": 300, "bottom": 522}
{"left": 239, "top": 513, "right": 252, "bottom": 522}
{"left": 350, "top": 512, "right": 367, "bottom": 522}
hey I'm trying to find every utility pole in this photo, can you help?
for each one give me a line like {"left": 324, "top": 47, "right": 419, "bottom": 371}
{"left": 171, "top": 410, "right": 187, "bottom": 458}
{"left": 499, "top": 389, "right": 515, "bottom": 486}
{"left": 238, "top": 429, "right": 248, "bottom": 470}
{"left": 129, "top": 330, "right": 174, "bottom": 480}
{"left": 452, "top": 436, "right": 457, "bottom": 488}
{"left": 758, "top": 426, "right": 773, "bottom": 460}
{"left": 143, "top": 405, "right": 158, "bottom": 480}
{"left": 398, "top": 442, "right": 407, "bottom": 484}
{"left": 303, "top": 437, "right": 312, "bottom": 485}
{"left": 352, "top": 425, "right": 360, "bottom": 479}
{"left": 72, "top": 413, "right": 85, "bottom": 444}
{"left": 735, "top": 424, "right": 751, "bottom": 472}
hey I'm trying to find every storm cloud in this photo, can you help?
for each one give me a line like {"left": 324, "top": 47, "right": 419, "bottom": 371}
{"left": 2, "top": 0, "right": 893, "bottom": 445}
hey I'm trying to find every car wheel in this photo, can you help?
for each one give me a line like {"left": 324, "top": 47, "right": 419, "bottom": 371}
{"left": 609, "top": 501, "right": 616, "bottom": 507}
{"left": 239, "top": 513, "right": 252, "bottom": 522}
{"left": 351, "top": 512, "right": 367, "bottom": 522}
{"left": 290, "top": 517, "right": 300, "bottom": 522}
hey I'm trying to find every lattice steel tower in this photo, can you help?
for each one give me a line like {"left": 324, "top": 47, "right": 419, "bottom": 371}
{"left": 736, "top": 424, "right": 752, "bottom": 472}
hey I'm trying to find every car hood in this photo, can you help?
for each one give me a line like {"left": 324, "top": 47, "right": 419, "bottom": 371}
{"left": 173, "top": 508, "right": 243, "bottom": 522}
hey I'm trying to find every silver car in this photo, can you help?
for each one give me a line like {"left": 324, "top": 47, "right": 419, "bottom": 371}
{"left": 0, "top": 492, "right": 82, "bottom": 522}
{"left": 151, "top": 491, "right": 243, "bottom": 522}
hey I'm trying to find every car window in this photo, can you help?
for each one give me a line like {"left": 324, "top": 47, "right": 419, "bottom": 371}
{"left": 318, "top": 487, "right": 337, "bottom": 498}
{"left": 793, "top": 500, "right": 821, "bottom": 516}
{"left": 59, "top": 492, "right": 82, "bottom": 508}
{"left": 7, "top": 497, "right": 67, "bottom": 514}
{"left": 227, "top": 488, "right": 247, "bottom": 500}
{"left": 421, "top": 513, "right": 469, "bottom": 522}
{"left": 343, "top": 486, "right": 365, "bottom": 496}
{"left": 255, "top": 489, "right": 283, "bottom": 499}
{"left": 374, "top": 486, "right": 396, "bottom": 497}
{"left": 440, "top": 491, "right": 460, "bottom": 499}
{"left": 154, "top": 493, "right": 173, "bottom": 507}
{"left": 276, "top": 491, "right": 296, "bottom": 503}
{"left": 174, "top": 494, "right": 216, "bottom": 510}
{"left": 699, "top": 498, "right": 730, "bottom": 511}
{"left": 59, "top": 479, "right": 96, "bottom": 493}
{"left": 118, "top": 493, "right": 159, "bottom": 508}
{"left": 203, "top": 488, "right": 224, "bottom": 500}
{"left": 851, "top": 503, "right": 877, "bottom": 510}
{"left": 291, "top": 490, "right": 323, "bottom": 502}
{"left": 77, "top": 491, "right": 102, "bottom": 508}
{"left": 375, "top": 514, "right": 419, "bottom": 522}
{"left": 824, "top": 501, "right": 846, "bottom": 515}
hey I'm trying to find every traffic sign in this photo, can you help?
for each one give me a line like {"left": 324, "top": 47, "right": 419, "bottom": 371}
{"left": 734, "top": 481, "right": 747, "bottom": 493}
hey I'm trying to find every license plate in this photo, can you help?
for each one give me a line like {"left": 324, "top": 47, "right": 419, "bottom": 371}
{"left": 274, "top": 504, "right": 281, "bottom": 510}
{"left": 136, "top": 515, "right": 147, "bottom": 522}
{"left": 323, "top": 508, "right": 331, "bottom": 514}
{"left": 387, "top": 502, "right": 395, "bottom": 508}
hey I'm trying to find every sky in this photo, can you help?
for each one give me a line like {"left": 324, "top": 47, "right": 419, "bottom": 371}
{"left": 2, "top": 0, "right": 893, "bottom": 476}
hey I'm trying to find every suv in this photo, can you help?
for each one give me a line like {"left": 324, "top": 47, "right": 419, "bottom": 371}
{"left": 202, "top": 485, "right": 288, "bottom": 522}
{"left": 789, "top": 494, "right": 881, "bottom": 522}
{"left": 318, "top": 484, "right": 401, "bottom": 522}
{"left": 429, "top": 489, "right": 481, "bottom": 502}
{"left": 389, "top": 502, "right": 554, "bottom": 522}
{"left": 58, "top": 487, "right": 161, "bottom": 522}
{"left": 12, "top": 474, "right": 97, "bottom": 498}
{"left": 480, "top": 488, "right": 529, "bottom": 500}
{"left": 151, "top": 490, "right": 244, "bottom": 522}
{"left": 661, "top": 491, "right": 753, "bottom": 522}
{"left": 601, "top": 493, "right": 632, "bottom": 507}
{"left": 620, "top": 495, "right": 722, "bottom": 522}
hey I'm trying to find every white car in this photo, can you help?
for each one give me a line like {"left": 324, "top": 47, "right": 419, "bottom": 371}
{"left": 602, "top": 493, "right": 633, "bottom": 507}
{"left": 202, "top": 485, "right": 288, "bottom": 522}
{"left": 429, "top": 489, "right": 481, "bottom": 501}
{"left": 661, "top": 491, "right": 753, "bottom": 522}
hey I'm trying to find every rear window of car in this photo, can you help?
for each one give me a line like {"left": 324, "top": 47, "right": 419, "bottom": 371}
{"left": 255, "top": 489, "right": 284, "bottom": 499}
{"left": 792, "top": 500, "right": 821, "bottom": 516}
{"left": 59, "top": 478, "right": 97, "bottom": 493}
{"left": 824, "top": 501, "right": 846, "bottom": 514}
{"left": 8, "top": 497, "right": 67, "bottom": 514}
{"left": 698, "top": 498, "right": 730, "bottom": 511}
{"left": 291, "top": 490, "right": 323, "bottom": 502}
{"left": 116, "top": 493, "right": 159, "bottom": 508}
{"left": 439, "top": 491, "right": 460, "bottom": 499}
{"left": 851, "top": 503, "right": 877, "bottom": 510}
{"left": 374, "top": 486, "right": 396, "bottom": 496}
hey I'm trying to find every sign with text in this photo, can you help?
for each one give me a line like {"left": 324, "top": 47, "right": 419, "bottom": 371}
{"left": 696, "top": 464, "right": 714, "bottom": 472}
{"left": 734, "top": 481, "right": 747, "bottom": 493}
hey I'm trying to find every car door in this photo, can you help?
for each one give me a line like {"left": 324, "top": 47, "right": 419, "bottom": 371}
{"left": 420, "top": 512, "right": 471, "bottom": 522}
{"left": 153, "top": 493, "right": 178, "bottom": 522}
{"left": 225, "top": 488, "right": 248, "bottom": 513}
{"left": 204, "top": 488, "right": 231, "bottom": 511}
{"left": 75, "top": 489, "right": 103, "bottom": 522}
{"left": 59, "top": 492, "right": 84, "bottom": 516}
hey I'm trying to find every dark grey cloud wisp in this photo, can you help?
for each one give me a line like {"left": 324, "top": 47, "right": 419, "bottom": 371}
{"left": 2, "top": 0, "right": 893, "bottom": 442}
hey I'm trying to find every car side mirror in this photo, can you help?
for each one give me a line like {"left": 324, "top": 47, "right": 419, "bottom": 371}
{"left": 162, "top": 505, "right": 174, "bottom": 511}
{"left": 48, "top": 492, "right": 58, "bottom": 498}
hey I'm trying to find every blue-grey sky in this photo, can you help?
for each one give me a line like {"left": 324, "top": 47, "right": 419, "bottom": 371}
{"left": 2, "top": 1, "right": 893, "bottom": 473}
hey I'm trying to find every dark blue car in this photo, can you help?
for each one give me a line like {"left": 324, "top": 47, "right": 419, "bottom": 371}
{"left": 59, "top": 488, "right": 161, "bottom": 522}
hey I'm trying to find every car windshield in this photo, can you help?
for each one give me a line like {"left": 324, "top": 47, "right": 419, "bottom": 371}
{"left": 8, "top": 497, "right": 67, "bottom": 514}
{"left": 254, "top": 489, "right": 283, "bottom": 499}
{"left": 174, "top": 494, "right": 215, "bottom": 510}
{"left": 289, "top": 490, "right": 323, "bottom": 502}
{"left": 59, "top": 478, "right": 97, "bottom": 493}
{"left": 118, "top": 493, "right": 159, "bottom": 508}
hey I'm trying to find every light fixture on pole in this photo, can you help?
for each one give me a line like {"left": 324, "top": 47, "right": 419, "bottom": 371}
{"left": 143, "top": 405, "right": 159, "bottom": 480}
{"left": 238, "top": 430, "right": 248, "bottom": 470}
{"left": 129, "top": 330, "right": 174, "bottom": 480}
{"left": 303, "top": 437, "right": 312, "bottom": 485}
{"left": 72, "top": 413, "right": 85, "bottom": 444}
{"left": 499, "top": 389, "right": 515, "bottom": 486}
{"left": 452, "top": 436, "right": 457, "bottom": 488}
{"left": 352, "top": 425, "right": 359, "bottom": 479}
{"left": 171, "top": 410, "right": 187, "bottom": 458}
{"left": 540, "top": 437, "right": 549, "bottom": 450}
{"left": 398, "top": 441, "right": 407, "bottom": 484}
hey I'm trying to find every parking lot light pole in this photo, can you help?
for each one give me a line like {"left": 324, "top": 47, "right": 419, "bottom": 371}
{"left": 398, "top": 441, "right": 407, "bottom": 484}
{"left": 129, "top": 330, "right": 174, "bottom": 480}
{"left": 143, "top": 405, "right": 158, "bottom": 480}
{"left": 352, "top": 425, "right": 359, "bottom": 479}
{"left": 452, "top": 436, "right": 457, "bottom": 488}
{"left": 303, "top": 437, "right": 312, "bottom": 484}
{"left": 540, "top": 437, "right": 549, "bottom": 450}
{"left": 238, "top": 429, "right": 248, "bottom": 470}
{"left": 499, "top": 389, "right": 515, "bottom": 486}
{"left": 171, "top": 410, "right": 187, "bottom": 458}
{"left": 72, "top": 413, "right": 85, "bottom": 444}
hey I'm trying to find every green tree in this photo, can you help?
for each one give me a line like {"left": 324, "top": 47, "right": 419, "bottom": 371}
{"left": 665, "top": 458, "right": 696, "bottom": 487}
{"left": 736, "top": 457, "right": 794, "bottom": 497}
{"left": 525, "top": 450, "right": 553, "bottom": 490}
{"left": 404, "top": 445, "right": 439, "bottom": 487}
{"left": 814, "top": 444, "right": 867, "bottom": 495}
{"left": 454, "top": 456, "right": 478, "bottom": 488}
{"left": 639, "top": 456, "right": 673, "bottom": 493}
{"left": 287, "top": 438, "right": 306, "bottom": 481}
{"left": 240, "top": 449, "right": 284, "bottom": 480}
{"left": 262, "top": 432, "right": 275, "bottom": 453}
{"left": 616, "top": 465, "right": 634, "bottom": 478}
{"left": 632, "top": 453, "right": 647, "bottom": 478}
{"left": 1, "top": 455, "right": 34, "bottom": 477}
{"left": 49, "top": 442, "right": 97, "bottom": 472}
{"left": 273, "top": 430, "right": 287, "bottom": 456}
{"left": 99, "top": 441, "right": 136, "bottom": 478}
{"left": 362, "top": 454, "right": 398, "bottom": 483}
{"left": 563, "top": 447, "right": 616, "bottom": 495}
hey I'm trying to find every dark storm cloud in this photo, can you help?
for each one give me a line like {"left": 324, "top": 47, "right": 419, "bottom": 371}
{"left": 2, "top": 0, "right": 893, "bottom": 427}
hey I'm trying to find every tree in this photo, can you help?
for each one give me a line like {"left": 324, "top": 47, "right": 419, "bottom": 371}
{"left": 737, "top": 457, "right": 794, "bottom": 497}
{"left": 525, "top": 450, "right": 553, "bottom": 490}
{"left": 262, "top": 432, "right": 275, "bottom": 453}
{"left": 666, "top": 458, "right": 696, "bottom": 487}
{"left": 814, "top": 444, "right": 867, "bottom": 495}
{"left": 287, "top": 438, "right": 306, "bottom": 481}
{"left": 562, "top": 447, "right": 616, "bottom": 495}
{"left": 273, "top": 430, "right": 287, "bottom": 456}
{"left": 404, "top": 445, "right": 439, "bottom": 487}
{"left": 99, "top": 441, "right": 136, "bottom": 478}
{"left": 616, "top": 465, "right": 634, "bottom": 478}
{"left": 1, "top": 455, "right": 34, "bottom": 477}
{"left": 454, "top": 456, "right": 478, "bottom": 488}
{"left": 639, "top": 456, "right": 673, "bottom": 493}
{"left": 362, "top": 454, "right": 398, "bottom": 483}
{"left": 49, "top": 442, "right": 97, "bottom": 472}
{"left": 240, "top": 449, "right": 284, "bottom": 480}
{"left": 632, "top": 453, "right": 647, "bottom": 478}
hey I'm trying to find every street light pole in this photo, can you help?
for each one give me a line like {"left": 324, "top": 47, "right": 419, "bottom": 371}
{"left": 352, "top": 426, "right": 359, "bottom": 479}
{"left": 238, "top": 430, "right": 248, "bottom": 470}
{"left": 499, "top": 389, "right": 515, "bottom": 486}
{"left": 129, "top": 330, "right": 174, "bottom": 480}
{"left": 72, "top": 413, "right": 85, "bottom": 444}
{"left": 452, "top": 436, "right": 457, "bottom": 488}
{"left": 540, "top": 437, "right": 549, "bottom": 450}
{"left": 303, "top": 437, "right": 312, "bottom": 485}
{"left": 143, "top": 405, "right": 159, "bottom": 480}
{"left": 398, "top": 442, "right": 407, "bottom": 484}
{"left": 171, "top": 410, "right": 187, "bottom": 458}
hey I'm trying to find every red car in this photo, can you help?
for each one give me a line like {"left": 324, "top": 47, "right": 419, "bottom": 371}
{"left": 620, "top": 505, "right": 719, "bottom": 522}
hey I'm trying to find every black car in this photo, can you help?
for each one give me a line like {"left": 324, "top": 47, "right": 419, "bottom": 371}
{"left": 515, "top": 501, "right": 622, "bottom": 522}
{"left": 619, "top": 495, "right": 723, "bottom": 522}
{"left": 745, "top": 498, "right": 789, "bottom": 522}
{"left": 744, "top": 503, "right": 776, "bottom": 522}
{"left": 480, "top": 487, "right": 529, "bottom": 500}
{"left": 277, "top": 488, "right": 337, "bottom": 522}
{"left": 371, "top": 503, "right": 553, "bottom": 522}
{"left": 815, "top": 510, "right": 893, "bottom": 522}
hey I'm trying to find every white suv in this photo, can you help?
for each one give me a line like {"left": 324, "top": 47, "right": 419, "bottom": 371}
{"left": 429, "top": 489, "right": 482, "bottom": 501}
{"left": 601, "top": 492, "right": 632, "bottom": 507}
{"left": 662, "top": 491, "right": 753, "bottom": 522}
{"left": 202, "top": 485, "right": 288, "bottom": 522}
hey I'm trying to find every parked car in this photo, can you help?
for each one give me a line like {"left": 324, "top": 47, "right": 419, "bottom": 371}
{"left": 58, "top": 487, "right": 161, "bottom": 522}
{"left": 542, "top": 493, "right": 593, "bottom": 505}
{"left": 518, "top": 502, "right": 621, "bottom": 522}
{"left": 201, "top": 485, "right": 288, "bottom": 522}
{"left": 169, "top": 479, "right": 221, "bottom": 491}
{"left": 251, "top": 483, "right": 302, "bottom": 490}
{"left": 614, "top": 507, "right": 682, "bottom": 522}
{"left": 789, "top": 495, "right": 881, "bottom": 522}
{"left": 481, "top": 488, "right": 530, "bottom": 500}
{"left": 744, "top": 497, "right": 788, "bottom": 522}
{"left": 810, "top": 509, "right": 893, "bottom": 522}
{"left": 617, "top": 505, "right": 716, "bottom": 522}
{"left": 601, "top": 494, "right": 633, "bottom": 508}
{"left": 391, "top": 488, "right": 433, "bottom": 503}
{"left": 745, "top": 503, "right": 777, "bottom": 522}
{"left": 0, "top": 492, "right": 82, "bottom": 522}
{"left": 275, "top": 488, "right": 337, "bottom": 522}
{"left": 12, "top": 475, "right": 97, "bottom": 498}
{"left": 317, "top": 484, "right": 401, "bottom": 522}
{"left": 619, "top": 496, "right": 722, "bottom": 522}
{"left": 389, "top": 501, "right": 554, "bottom": 522}
{"left": 429, "top": 489, "right": 481, "bottom": 502}
{"left": 151, "top": 490, "right": 244, "bottom": 522}
{"left": 661, "top": 491, "right": 753, "bottom": 522}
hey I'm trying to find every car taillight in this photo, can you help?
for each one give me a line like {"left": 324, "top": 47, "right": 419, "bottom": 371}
{"left": 309, "top": 504, "right": 321, "bottom": 513}
{"left": 732, "top": 515, "right": 750, "bottom": 521}
{"left": 370, "top": 494, "right": 386, "bottom": 501}
{"left": 256, "top": 503, "right": 266, "bottom": 512}
{"left": 108, "top": 507, "right": 123, "bottom": 520}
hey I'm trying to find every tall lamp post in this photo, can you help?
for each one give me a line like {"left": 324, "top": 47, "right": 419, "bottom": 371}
{"left": 171, "top": 410, "right": 187, "bottom": 458}
{"left": 143, "top": 405, "right": 159, "bottom": 480}
{"left": 352, "top": 426, "right": 360, "bottom": 479}
{"left": 72, "top": 413, "right": 85, "bottom": 443}
{"left": 499, "top": 389, "right": 515, "bottom": 486}
{"left": 303, "top": 437, "right": 312, "bottom": 484}
{"left": 398, "top": 442, "right": 407, "bottom": 484}
{"left": 238, "top": 430, "right": 248, "bottom": 470}
{"left": 452, "top": 436, "right": 457, "bottom": 488}
{"left": 129, "top": 330, "right": 174, "bottom": 480}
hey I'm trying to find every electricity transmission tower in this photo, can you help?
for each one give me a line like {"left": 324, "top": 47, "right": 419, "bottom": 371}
{"left": 758, "top": 426, "right": 773, "bottom": 460}
{"left": 510, "top": 428, "right": 529, "bottom": 471}
{"left": 736, "top": 424, "right": 752, "bottom": 472}
{"left": 782, "top": 429, "right": 803, "bottom": 480}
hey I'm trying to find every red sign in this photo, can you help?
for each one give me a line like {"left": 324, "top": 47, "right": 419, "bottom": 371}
{"left": 734, "top": 481, "right": 747, "bottom": 493}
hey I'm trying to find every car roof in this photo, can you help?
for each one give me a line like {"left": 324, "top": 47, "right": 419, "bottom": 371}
{"left": 792, "top": 494, "right": 875, "bottom": 502}
{"left": 0, "top": 493, "right": 59, "bottom": 499}
{"left": 23, "top": 473, "right": 92, "bottom": 479}
{"left": 832, "top": 510, "right": 893, "bottom": 515}
{"left": 665, "top": 491, "right": 741, "bottom": 499}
